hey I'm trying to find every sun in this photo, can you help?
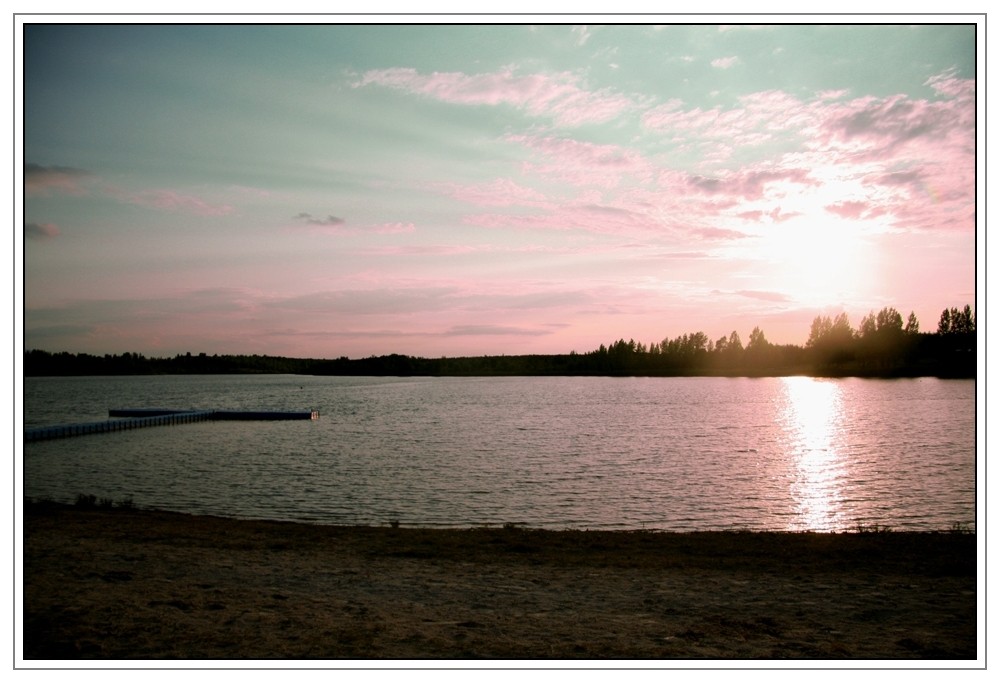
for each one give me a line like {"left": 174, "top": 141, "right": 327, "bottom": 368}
{"left": 755, "top": 212, "right": 877, "bottom": 307}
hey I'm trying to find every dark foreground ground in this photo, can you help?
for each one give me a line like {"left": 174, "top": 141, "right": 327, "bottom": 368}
{"left": 21, "top": 503, "right": 978, "bottom": 661}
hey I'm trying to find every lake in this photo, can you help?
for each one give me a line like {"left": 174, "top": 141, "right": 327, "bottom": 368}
{"left": 21, "top": 374, "right": 976, "bottom": 531}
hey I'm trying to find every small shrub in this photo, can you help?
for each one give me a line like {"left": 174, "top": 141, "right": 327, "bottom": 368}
{"left": 74, "top": 494, "right": 97, "bottom": 508}
{"left": 116, "top": 496, "right": 135, "bottom": 510}
{"left": 854, "top": 522, "right": 893, "bottom": 534}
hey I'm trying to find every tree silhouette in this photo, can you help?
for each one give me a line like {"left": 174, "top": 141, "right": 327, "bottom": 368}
{"left": 938, "top": 305, "right": 975, "bottom": 335}
{"left": 747, "top": 326, "right": 768, "bottom": 351}
{"left": 807, "top": 313, "right": 853, "bottom": 347}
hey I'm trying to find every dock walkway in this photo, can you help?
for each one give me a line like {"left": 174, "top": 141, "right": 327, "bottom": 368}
{"left": 24, "top": 409, "right": 319, "bottom": 443}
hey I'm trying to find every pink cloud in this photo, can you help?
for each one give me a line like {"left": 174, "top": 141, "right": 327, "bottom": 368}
{"left": 106, "top": 187, "right": 234, "bottom": 216}
{"left": 825, "top": 201, "right": 869, "bottom": 220}
{"left": 369, "top": 222, "right": 416, "bottom": 234}
{"left": 359, "top": 244, "right": 481, "bottom": 257}
{"left": 643, "top": 90, "right": 813, "bottom": 147}
{"left": 26, "top": 165, "right": 238, "bottom": 221}
{"left": 686, "top": 167, "right": 816, "bottom": 201}
{"left": 825, "top": 95, "right": 956, "bottom": 148}
{"left": 816, "top": 76, "right": 973, "bottom": 164}
{"left": 25, "top": 221, "right": 60, "bottom": 240}
{"left": 925, "top": 69, "right": 975, "bottom": 100}
{"left": 506, "top": 134, "right": 656, "bottom": 188}
{"left": 445, "top": 324, "right": 550, "bottom": 337}
{"left": 288, "top": 219, "right": 416, "bottom": 236}
{"left": 643, "top": 72, "right": 974, "bottom": 234}
{"left": 711, "top": 56, "right": 741, "bottom": 69}
{"left": 25, "top": 163, "right": 92, "bottom": 196}
{"left": 816, "top": 89, "right": 850, "bottom": 100}
{"left": 453, "top": 161, "right": 813, "bottom": 240}
{"left": 433, "top": 178, "right": 548, "bottom": 207}
{"left": 735, "top": 207, "right": 800, "bottom": 224}
{"left": 736, "top": 290, "right": 792, "bottom": 302}
{"left": 293, "top": 212, "right": 345, "bottom": 226}
{"left": 735, "top": 209, "right": 768, "bottom": 222}
{"left": 692, "top": 227, "right": 751, "bottom": 241}
{"left": 572, "top": 25, "right": 593, "bottom": 46}
{"left": 460, "top": 180, "right": 703, "bottom": 237}
{"left": 463, "top": 206, "right": 654, "bottom": 236}
{"left": 356, "top": 67, "right": 635, "bottom": 126}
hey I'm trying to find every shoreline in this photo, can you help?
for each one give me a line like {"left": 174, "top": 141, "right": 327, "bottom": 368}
{"left": 21, "top": 503, "right": 978, "bottom": 661}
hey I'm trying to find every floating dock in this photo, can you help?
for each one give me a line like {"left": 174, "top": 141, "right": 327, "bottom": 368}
{"left": 24, "top": 408, "right": 319, "bottom": 443}
{"left": 107, "top": 408, "right": 319, "bottom": 421}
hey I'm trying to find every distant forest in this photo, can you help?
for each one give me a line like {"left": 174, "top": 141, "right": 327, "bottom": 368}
{"left": 24, "top": 305, "right": 976, "bottom": 379}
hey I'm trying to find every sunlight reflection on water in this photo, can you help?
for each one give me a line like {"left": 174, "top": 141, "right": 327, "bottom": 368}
{"left": 781, "top": 377, "right": 847, "bottom": 532}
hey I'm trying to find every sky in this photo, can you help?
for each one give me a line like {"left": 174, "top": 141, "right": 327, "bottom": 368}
{"left": 20, "top": 21, "right": 979, "bottom": 359}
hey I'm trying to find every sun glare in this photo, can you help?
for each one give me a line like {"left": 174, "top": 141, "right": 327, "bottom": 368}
{"left": 780, "top": 377, "right": 847, "bottom": 531}
{"left": 758, "top": 213, "right": 876, "bottom": 307}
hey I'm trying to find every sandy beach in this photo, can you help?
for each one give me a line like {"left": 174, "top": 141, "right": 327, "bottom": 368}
{"left": 21, "top": 502, "right": 977, "bottom": 662}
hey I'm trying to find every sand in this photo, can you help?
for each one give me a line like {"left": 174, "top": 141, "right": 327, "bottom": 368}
{"left": 21, "top": 502, "right": 977, "bottom": 662}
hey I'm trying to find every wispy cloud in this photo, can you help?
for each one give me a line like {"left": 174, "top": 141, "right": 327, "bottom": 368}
{"left": 265, "top": 287, "right": 456, "bottom": 316}
{"left": 686, "top": 168, "right": 816, "bottom": 201}
{"left": 104, "top": 187, "right": 234, "bottom": 216}
{"left": 506, "top": 134, "right": 655, "bottom": 188}
{"left": 691, "top": 227, "right": 751, "bottom": 241}
{"left": 27, "top": 282, "right": 592, "bottom": 353}
{"left": 355, "top": 67, "right": 636, "bottom": 126}
{"left": 26, "top": 163, "right": 236, "bottom": 218}
{"left": 464, "top": 202, "right": 664, "bottom": 237}
{"left": 825, "top": 95, "right": 955, "bottom": 147}
{"left": 736, "top": 290, "right": 792, "bottom": 302}
{"left": 25, "top": 163, "right": 92, "bottom": 196}
{"left": 734, "top": 208, "right": 800, "bottom": 224}
{"left": 925, "top": 68, "right": 974, "bottom": 99}
{"left": 293, "top": 212, "right": 346, "bottom": 226}
{"left": 824, "top": 201, "right": 870, "bottom": 220}
{"left": 816, "top": 89, "right": 850, "bottom": 101}
{"left": 445, "top": 324, "right": 550, "bottom": 337}
{"left": 358, "top": 244, "right": 480, "bottom": 257}
{"left": 642, "top": 90, "right": 811, "bottom": 151}
{"left": 454, "top": 149, "right": 817, "bottom": 241}
{"left": 368, "top": 222, "right": 416, "bottom": 235}
{"left": 717, "top": 25, "right": 772, "bottom": 33}
{"left": 433, "top": 178, "right": 548, "bottom": 207}
{"left": 711, "top": 56, "right": 741, "bottom": 69}
{"left": 288, "top": 214, "right": 415, "bottom": 236}
{"left": 24, "top": 222, "right": 60, "bottom": 240}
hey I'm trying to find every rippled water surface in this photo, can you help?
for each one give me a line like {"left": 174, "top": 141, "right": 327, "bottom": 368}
{"left": 22, "top": 375, "right": 976, "bottom": 531}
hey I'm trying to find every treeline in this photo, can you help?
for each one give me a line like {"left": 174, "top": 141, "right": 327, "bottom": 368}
{"left": 21, "top": 351, "right": 317, "bottom": 376}
{"left": 23, "top": 305, "right": 976, "bottom": 379}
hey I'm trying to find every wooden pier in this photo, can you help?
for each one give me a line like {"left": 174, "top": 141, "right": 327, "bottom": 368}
{"left": 24, "top": 408, "right": 319, "bottom": 443}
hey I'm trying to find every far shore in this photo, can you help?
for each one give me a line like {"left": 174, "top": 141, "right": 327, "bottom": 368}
{"left": 21, "top": 502, "right": 977, "bottom": 661}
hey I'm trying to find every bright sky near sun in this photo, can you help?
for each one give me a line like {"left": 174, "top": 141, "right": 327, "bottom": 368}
{"left": 20, "top": 20, "right": 978, "bottom": 359}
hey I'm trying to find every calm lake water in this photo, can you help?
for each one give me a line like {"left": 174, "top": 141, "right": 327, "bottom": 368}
{"left": 21, "top": 374, "right": 977, "bottom": 532}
